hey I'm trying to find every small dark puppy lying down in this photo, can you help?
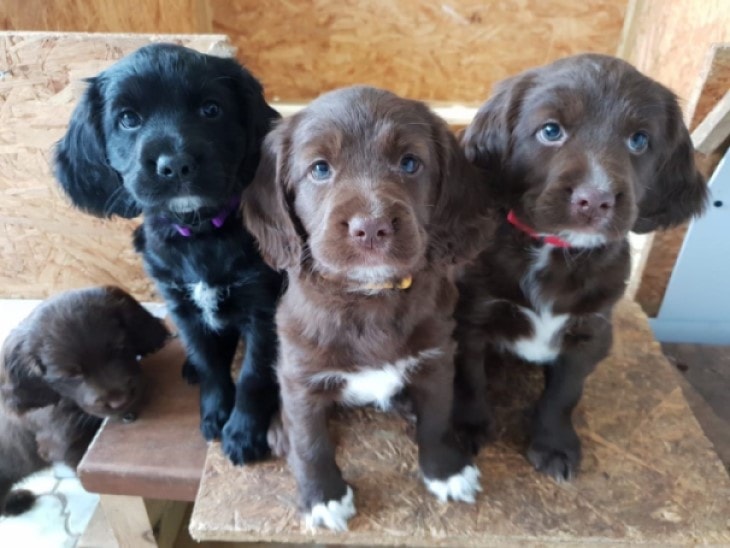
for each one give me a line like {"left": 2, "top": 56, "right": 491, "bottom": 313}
{"left": 54, "top": 44, "right": 283, "bottom": 464}
{"left": 453, "top": 54, "right": 707, "bottom": 481}
{"left": 244, "top": 86, "right": 493, "bottom": 530}
{"left": 0, "top": 286, "right": 169, "bottom": 515}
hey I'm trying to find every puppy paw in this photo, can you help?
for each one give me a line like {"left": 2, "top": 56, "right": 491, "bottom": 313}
{"left": 424, "top": 464, "right": 482, "bottom": 503}
{"left": 221, "top": 409, "right": 271, "bottom": 465}
{"left": 200, "top": 407, "right": 230, "bottom": 441}
{"left": 181, "top": 359, "right": 200, "bottom": 385}
{"left": 4, "top": 489, "right": 37, "bottom": 516}
{"left": 527, "top": 439, "right": 581, "bottom": 482}
{"left": 304, "top": 486, "right": 356, "bottom": 532}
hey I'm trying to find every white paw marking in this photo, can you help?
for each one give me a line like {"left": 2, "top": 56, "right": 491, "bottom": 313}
{"left": 308, "top": 348, "right": 443, "bottom": 410}
{"left": 424, "top": 465, "right": 482, "bottom": 503}
{"left": 304, "top": 486, "right": 356, "bottom": 532}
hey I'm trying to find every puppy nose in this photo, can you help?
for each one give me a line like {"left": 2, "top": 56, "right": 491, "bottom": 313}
{"left": 105, "top": 389, "right": 133, "bottom": 410}
{"left": 348, "top": 216, "right": 395, "bottom": 248}
{"left": 156, "top": 153, "right": 197, "bottom": 180}
{"left": 570, "top": 187, "right": 615, "bottom": 218}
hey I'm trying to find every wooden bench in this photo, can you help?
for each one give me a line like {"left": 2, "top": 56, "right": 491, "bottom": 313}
{"left": 189, "top": 300, "right": 730, "bottom": 546}
{"left": 77, "top": 338, "right": 208, "bottom": 547}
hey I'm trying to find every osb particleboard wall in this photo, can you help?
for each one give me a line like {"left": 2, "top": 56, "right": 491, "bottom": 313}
{"left": 0, "top": 1, "right": 629, "bottom": 299}
{"left": 0, "top": 34, "right": 234, "bottom": 300}
{"left": 210, "top": 0, "right": 627, "bottom": 103}
{"left": 621, "top": 0, "right": 730, "bottom": 316}
{"left": 2, "top": 0, "right": 629, "bottom": 105}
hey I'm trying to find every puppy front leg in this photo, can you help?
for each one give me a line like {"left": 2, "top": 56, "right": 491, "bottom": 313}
{"left": 411, "top": 354, "right": 482, "bottom": 503}
{"left": 222, "top": 314, "right": 279, "bottom": 465}
{"left": 528, "top": 317, "right": 613, "bottom": 481}
{"left": 170, "top": 307, "right": 239, "bottom": 441}
{"left": 452, "top": 323, "right": 492, "bottom": 454}
{"left": 280, "top": 373, "right": 354, "bottom": 531}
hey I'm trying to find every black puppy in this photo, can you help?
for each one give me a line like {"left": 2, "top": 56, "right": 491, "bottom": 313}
{"left": 54, "top": 44, "right": 283, "bottom": 464}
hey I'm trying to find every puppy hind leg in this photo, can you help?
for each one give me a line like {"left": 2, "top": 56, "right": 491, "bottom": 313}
{"left": 222, "top": 316, "right": 279, "bottom": 464}
{"left": 452, "top": 326, "right": 494, "bottom": 454}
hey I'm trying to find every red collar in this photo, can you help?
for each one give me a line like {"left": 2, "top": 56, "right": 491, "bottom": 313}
{"left": 506, "top": 210, "right": 572, "bottom": 248}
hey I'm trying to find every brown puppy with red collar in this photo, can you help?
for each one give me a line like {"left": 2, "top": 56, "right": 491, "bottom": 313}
{"left": 453, "top": 54, "right": 707, "bottom": 481}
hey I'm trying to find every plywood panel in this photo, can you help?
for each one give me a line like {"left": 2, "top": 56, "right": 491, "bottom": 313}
{"left": 689, "top": 45, "right": 730, "bottom": 131}
{"left": 621, "top": 0, "right": 730, "bottom": 121}
{"left": 1, "top": 0, "right": 211, "bottom": 34}
{"left": 190, "top": 300, "right": 730, "bottom": 546}
{"left": 210, "top": 0, "right": 628, "bottom": 103}
{"left": 0, "top": 32, "right": 234, "bottom": 299}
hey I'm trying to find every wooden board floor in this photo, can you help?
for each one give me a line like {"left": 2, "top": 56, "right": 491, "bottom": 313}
{"left": 662, "top": 342, "right": 730, "bottom": 472}
{"left": 189, "top": 300, "right": 730, "bottom": 546}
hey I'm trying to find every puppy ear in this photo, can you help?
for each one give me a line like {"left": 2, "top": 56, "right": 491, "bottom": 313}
{"left": 428, "top": 115, "right": 495, "bottom": 265}
{"left": 0, "top": 339, "right": 60, "bottom": 413}
{"left": 632, "top": 106, "right": 708, "bottom": 233}
{"left": 214, "top": 57, "right": 281, "bottom": 183}
{"left": 54, "top": 77, "right": 141, "bottom": 219}
{"left": 242, "top": 121, "right": 302, "bottom": 270}
{"left": 462, "top": 73, "right": 535, "bottom": 173}
{"left": 107, "top": 287, "right": 171, "bottom": 357}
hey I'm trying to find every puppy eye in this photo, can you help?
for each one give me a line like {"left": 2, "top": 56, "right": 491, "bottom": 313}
{"left": 119, "top": 110, "right": 142, "bottom": 130}
{"left": 310, "top": 160, "right": 332, "bottom": 181}
{"left": 537, "top": 122, "right": 565, "bottom": 145}
{"left": 399, "top": 154, "right": 421, "bottom": 175}
{"left": 627, "top": 131, "right": 649, "bottom": 154}
{"left": 200, "top": 100, "right": 222, "bottom": 119}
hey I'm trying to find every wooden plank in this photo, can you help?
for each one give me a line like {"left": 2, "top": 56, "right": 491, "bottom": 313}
{"left": 620, "top": 0, "right": 730, "bottom": 119}
{"left": 0, "top": 32, "right": 234, "bottom": 300}
{"left": 189, "top": 300, "right": 730, "bottom": 546}
{"left": 210, "top": 0, "right": 628, "bottom": 104}
{"left": 0, "top": 0, "right": 211, "bottom": 34}
{"left": 689, "top": 45, "right": 730, "bottom": 131}
{"left": 692, "top": 91, "right": 730, "bottom": 155}
{"left": 78, "top": 338, "right": 207, "bottom": 502}
{"left": 100, "top": 495, "right": 157, "bottom": 548}
{"left": 78, "top": 504, "right": 120, "bottom": 548}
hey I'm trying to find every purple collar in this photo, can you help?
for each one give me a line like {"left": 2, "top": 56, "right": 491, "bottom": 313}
{"left": 165, "top": 196, "right": 241, "bottom": 237}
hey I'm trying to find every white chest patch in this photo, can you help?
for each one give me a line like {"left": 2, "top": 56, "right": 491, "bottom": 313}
{"left": 188, "top": 282, "right": 223, "bottom": 330}
{"left": 509, "top": 306, "right": 568, "bottom": 363}
{"left": 310, "top": 348, "right": 443, "bottom": 410}
{"left": 508, "top": 246, "right": 568, "bottom": 364}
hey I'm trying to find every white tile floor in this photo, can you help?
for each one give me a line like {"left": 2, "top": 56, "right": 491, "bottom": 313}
{"left": 0, "top": 464, "right": 99, "bottom": 547}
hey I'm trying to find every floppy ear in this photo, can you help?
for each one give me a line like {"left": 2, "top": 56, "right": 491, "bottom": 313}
{"left": 428, "top": 115, "right": 496, "bottom": 266}
{"left": 462, "top": 72, "right": 536, "bottom": 174}
{"left": 54, "top": 77, "right": 141, "bottom": 219}
{"left": 0, "top": 338, "right": 60, "bottom": 413}
{"left": 107, "top": 286, "right": 171, "bottom": 357}
{"left": 632, "top": 107, "right": 708, "bottom": 233}
{"left": 213, "top": 56, "right": 281, "bottom": 183}
{"left": 242, "top": 120, "right": 302, "bottom": 270}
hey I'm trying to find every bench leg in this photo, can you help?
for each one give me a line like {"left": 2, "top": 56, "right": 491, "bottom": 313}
{"left": 100, "top": 495, "right": 157, "bottom": 547}
{"left": 93, "top": 495, "right": 189, "bottom": 548}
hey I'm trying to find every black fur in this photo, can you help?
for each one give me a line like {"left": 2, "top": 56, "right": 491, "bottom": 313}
{"left": 54, "top": 43, "right": 283, "bottom": 465}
